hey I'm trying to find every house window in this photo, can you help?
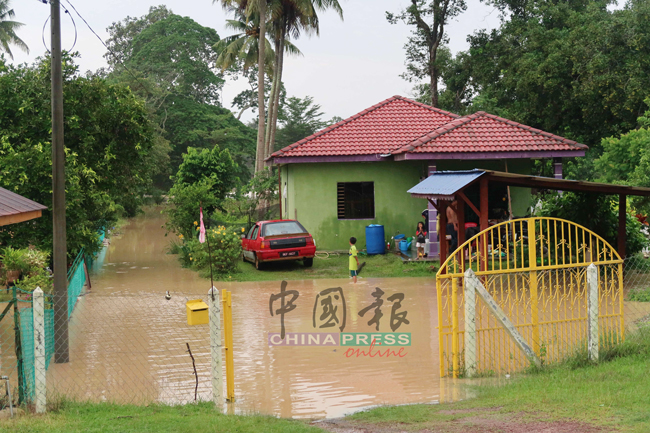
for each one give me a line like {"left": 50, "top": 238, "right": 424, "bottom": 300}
{"left": 337, "top": 182, "right": 375, "bottom": 219}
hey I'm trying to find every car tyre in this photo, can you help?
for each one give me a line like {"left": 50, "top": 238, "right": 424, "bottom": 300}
{"left": 304, "top": 258, "right": 314, "bottom": 267}
{"left": 255, "top": 254, "right": 264, "bottom": 270}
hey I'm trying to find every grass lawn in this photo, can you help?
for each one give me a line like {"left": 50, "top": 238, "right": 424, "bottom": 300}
{"left": 1, "top": 402, "right": 319, "bottom": 433}
{"left": 222, "top": 252, "right": 440, "bottom": 282}
{"left": 335, "top": 333, "right": 650, "bottom": 432}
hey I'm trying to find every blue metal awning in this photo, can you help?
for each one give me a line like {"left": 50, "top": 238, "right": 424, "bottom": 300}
{"left": 408, "top": 169, "right": 486, "bottom": 201}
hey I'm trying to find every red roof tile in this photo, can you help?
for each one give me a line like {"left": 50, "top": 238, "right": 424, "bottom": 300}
{"left": 394, "top": 112, "right": 588, "bottom": 154}
{"left": 270, "top": 95, "right": 460, "bottom": 158}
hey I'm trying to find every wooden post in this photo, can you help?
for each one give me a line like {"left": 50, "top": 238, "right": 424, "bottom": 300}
{"left": 587, "top": 264, "right": 599, "bottom": 361}
{"left": 480, "top": 178, "right": 489, "bottom": 272}
{"left": 439, "top": 201, "right": 448, "bottom": 267}
{"left": 33, "top": 287, "right": 46, "bottom": 413}
{"left": 208, "top": 287, "right": 224, "bottom": 409}
{"left": 456, "top": 195, "right": 465, "bottom": 270}
{"left": 618, "top": 195, "right": 626, "bottom": 258}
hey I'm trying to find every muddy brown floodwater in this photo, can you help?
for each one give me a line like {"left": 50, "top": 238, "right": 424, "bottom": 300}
{"left": 46, "top": 209, "right": 471, "bottom": 419}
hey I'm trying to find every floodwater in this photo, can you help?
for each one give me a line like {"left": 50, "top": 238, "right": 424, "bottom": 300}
{"left": 47, "top": 208, "right": 465, "bottom": 419}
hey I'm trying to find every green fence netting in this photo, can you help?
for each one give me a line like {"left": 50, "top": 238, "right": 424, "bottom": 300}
{"left": 18, "top": 307, "right": 54, "bottom": 402}
{"left": 18, "top": 248, "right": 87, "bottom": 402}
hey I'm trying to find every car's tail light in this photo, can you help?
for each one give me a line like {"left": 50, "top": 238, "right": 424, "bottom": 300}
{"left": 306, "top": 236, "right": 314, "bottom": 246}
{"left": 261, "top": 241, "right": 269, "bottom": 249}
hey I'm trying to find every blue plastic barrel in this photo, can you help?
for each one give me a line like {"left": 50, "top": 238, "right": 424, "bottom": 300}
{"left": 365, "top": 224, "right": 386, "bottom": 255}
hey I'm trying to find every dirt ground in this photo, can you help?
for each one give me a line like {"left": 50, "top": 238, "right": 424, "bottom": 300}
{"left": 313, "top": 407, "right": 606, "bottom": 433}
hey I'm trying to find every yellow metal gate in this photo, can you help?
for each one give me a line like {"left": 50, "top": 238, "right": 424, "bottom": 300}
{"left": 436, "top": 217, "right": 624, "bottom": 377}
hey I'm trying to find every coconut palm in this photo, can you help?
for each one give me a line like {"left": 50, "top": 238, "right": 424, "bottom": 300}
{"left": 216, "top": 0, "right": 269, "bottom": 173}
{"left": 263, "top": 0, "right": 342, "bottom": 158}
{"left": 216, "top": 0, "right": 343, "bottom": 170}
{"left": 0, "top": 0, "right": 28, "bottom": 60}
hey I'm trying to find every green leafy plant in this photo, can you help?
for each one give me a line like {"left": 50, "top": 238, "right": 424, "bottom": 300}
{"left": 0, "top": 246, "right": 29, "bottom": 273}
{"left": 628, "top": 288, "right": 650, "bottom": 303}
{"left": 186, "top": 225, "right": 244, "bottom": 274}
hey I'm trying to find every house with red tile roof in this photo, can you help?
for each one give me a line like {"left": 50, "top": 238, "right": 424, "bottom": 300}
{"left": 269, "top": 96, "right": 587, "bottom": 254}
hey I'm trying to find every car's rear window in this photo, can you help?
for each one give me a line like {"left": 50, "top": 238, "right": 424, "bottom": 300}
{"left": 262, "top": 221, "right": 307, "bottom": 237}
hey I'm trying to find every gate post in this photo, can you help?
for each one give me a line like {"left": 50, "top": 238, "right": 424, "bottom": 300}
{"left": 527, "top": 219, "right": 540, "bottom": 355}
{"left": 451, "top": 277, "right": 460, "bottom": 378}
{"left": 587, "top": 264, "right": 599, "bottom": 361}
{"left": 33, "top": 287, "right": 46, "bottom": 413}
{"left": 464, "top": 277, "right": 476, "bottom": 377}
{"left": 208, "top": 287, "right": 224, "bottom": 409}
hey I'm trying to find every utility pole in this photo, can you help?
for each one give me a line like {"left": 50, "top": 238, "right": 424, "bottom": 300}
{"left": 51, "top": 0, "right": 69, "bottom": 364}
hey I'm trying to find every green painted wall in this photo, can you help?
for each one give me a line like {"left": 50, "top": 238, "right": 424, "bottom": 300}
{"left": 281, "top": 159, "right": 534, "bottom": 251}
{"left": 282, "top": 161, "right": 428, "bottom": 251}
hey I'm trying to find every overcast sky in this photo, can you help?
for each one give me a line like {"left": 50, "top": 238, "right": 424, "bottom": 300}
{"left": 11, "top": 0, "right": 501, "bottom": 122}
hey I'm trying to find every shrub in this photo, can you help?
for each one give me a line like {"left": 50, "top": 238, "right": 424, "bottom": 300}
{"left": 537, "top": 191, "right": 648, "bottom": 256}
{"left": 186, "top": 225, "right": 244, "bottom": 274}
{"left": 628, "top": 287, "right": 650, "bottom": 302}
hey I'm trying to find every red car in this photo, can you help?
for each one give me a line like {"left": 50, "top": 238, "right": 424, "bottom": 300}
{"left": 242, "top": 220, "right": 316, "bottom": 270}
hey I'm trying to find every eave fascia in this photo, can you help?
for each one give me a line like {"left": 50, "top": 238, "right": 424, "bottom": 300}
{"left": 272, "top": 155, "right": 393, "bottom": 164}
{"left": 394, "top": 150, "right": 586, "bottom": 161}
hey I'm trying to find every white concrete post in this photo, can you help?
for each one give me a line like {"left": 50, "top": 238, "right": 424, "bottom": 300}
{"left": 33, "top": 287, "right": 46, "bottom": 413}
{"left": 587, "top": 264, "right": 599, "bottom": 362}
{"left": 208, "top": 287, "right": 224, "bottom": 409}
{"left": 464, "top": 277, "right": 477, "bottom": 377}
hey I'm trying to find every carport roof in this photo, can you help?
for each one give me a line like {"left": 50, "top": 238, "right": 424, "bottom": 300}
{"left": 408, "top": 170, "right": 650, "bottom": 200}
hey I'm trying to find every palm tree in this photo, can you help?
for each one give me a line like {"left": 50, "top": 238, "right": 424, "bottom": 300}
{"left": 216, "top": 0, "right": 343, "bottom": 170}
{"left": 0, "top": 0, "right": 28, "bottom": 60}
{"left": 263, "top": 0, "right": 342, "bottom": 158}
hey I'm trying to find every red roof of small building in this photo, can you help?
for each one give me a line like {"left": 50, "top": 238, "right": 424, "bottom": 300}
{"left": 271, "top": 95, "right": 460, "bottom": 158}
{"left": 394, "top": 111, "right": 588, "bottom": 154}
{"left": 270, "top": 97, "right": 587, "bottom": 160}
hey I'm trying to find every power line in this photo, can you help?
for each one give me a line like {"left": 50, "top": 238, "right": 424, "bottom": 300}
{"left": 38, "top": 0, "right": 155, "bottom": 97}
{"left": 41, "top": 3, "right": 77, "bottom": 54}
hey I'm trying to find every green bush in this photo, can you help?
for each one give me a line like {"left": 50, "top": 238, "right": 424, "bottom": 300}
{"left": 0, "top": 246, "right": 52, "bottom": 292}
{"left": 1, "top": 246, "right": 30, "bottom": 273}
{"left": 628, "top": 287, "right": 650, "bottom": 302}
{"left": 537, "top": 192, "right": 648, "bottom": 256}
{"left": 186, "top": 225, "right": 244, "bottom": 274}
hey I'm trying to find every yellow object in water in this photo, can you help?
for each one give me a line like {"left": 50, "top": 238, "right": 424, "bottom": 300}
{"left": 186, "top": 299, "right": 209, "bottom": 326}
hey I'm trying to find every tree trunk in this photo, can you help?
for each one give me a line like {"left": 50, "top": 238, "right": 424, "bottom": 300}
{"left": 430, "top": 64, "right": 438, "bottom": 107}
{"left": 255, "top": 0, "right": 267, "bottom": 173}
{"left": 265, "top": 35, "right": 282, "bottom": 158}
{"left": 267, "top": 32, "right": 285, "bottom": 157}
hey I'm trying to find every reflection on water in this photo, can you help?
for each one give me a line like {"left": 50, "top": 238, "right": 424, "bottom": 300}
{"left": 48, "top": 208, "right": 467, "bottom": 418}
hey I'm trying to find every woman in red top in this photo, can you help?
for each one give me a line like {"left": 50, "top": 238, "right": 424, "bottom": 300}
{"left": 416, "top": 221, "right": 427, "bottom": 260}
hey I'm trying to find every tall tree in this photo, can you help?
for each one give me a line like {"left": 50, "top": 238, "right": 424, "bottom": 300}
{"left": 0, "top": 0, "right": 28, "bottom": 60}
{"left": 274, "top": 95, "right": 328, "bottom": 151}
{"left": 264, "top": 0, "right": 343, "bottom": 159}
{"left": 0, "top": 55, "right": 156, "bottom": 255}
{"left": 387, "top": 0, "right": 467, "bottom": 108}
{"left": 458, "top": 0, "right": 650, "bottom": 152}
{"left": 216, "top": 0, "right": 342, "bottom": 171}
{"left": 106, "top": 9, "right": 256, "bottom": 182}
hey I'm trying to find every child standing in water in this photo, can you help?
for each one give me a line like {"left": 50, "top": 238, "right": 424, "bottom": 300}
{"left": 416, "top": 222, "right": 427, "bottom": 260}
{"left": 349, "top": 237, "right": 359, "bottom": 283}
